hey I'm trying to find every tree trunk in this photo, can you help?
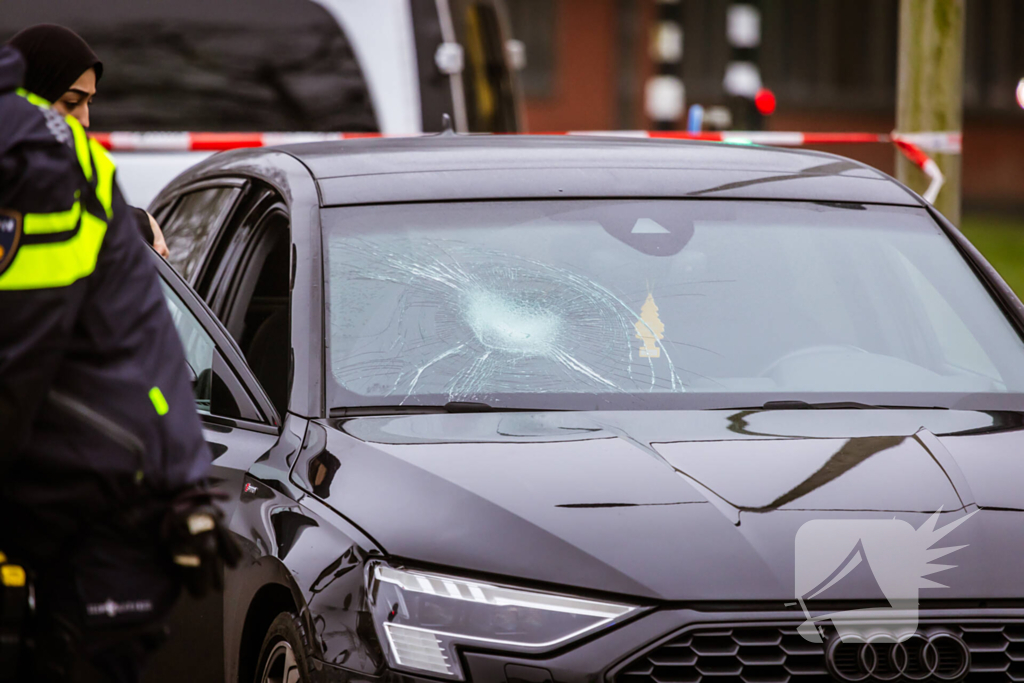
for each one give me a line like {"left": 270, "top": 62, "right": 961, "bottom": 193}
{"left": 896, "top": 0, "right": 965, "bottom": 224}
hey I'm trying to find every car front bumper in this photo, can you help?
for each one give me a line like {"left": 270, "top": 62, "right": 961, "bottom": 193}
{"left": 313, "top": 606, "right": 1024, "bottom": 683}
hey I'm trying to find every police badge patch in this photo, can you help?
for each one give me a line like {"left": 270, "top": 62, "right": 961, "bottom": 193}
{"left": 0, "top": 209, "right": 23, "bottom": 277}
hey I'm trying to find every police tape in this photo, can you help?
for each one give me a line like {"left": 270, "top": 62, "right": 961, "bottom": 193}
{"left": 89, "top": 131, "right": 364, "bottom": 151}
{"left": 91, "top": 129, "right": 954, "bottom": 204}
{"left": 556, "top": 131, "right": 952, "bottom": 204}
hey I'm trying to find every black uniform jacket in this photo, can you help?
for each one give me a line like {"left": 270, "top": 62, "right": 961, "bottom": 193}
{"left": 0, "top": 46, "right": 211, "bottom": 556}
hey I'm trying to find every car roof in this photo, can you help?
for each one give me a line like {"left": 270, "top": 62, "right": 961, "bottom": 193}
{"left": 271, "top": 134, "right": 920, "bottom": 208}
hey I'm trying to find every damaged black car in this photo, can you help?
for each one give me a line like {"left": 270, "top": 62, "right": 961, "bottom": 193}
{"left": 145, "top": 135, "right": 1024, "bottom": 683}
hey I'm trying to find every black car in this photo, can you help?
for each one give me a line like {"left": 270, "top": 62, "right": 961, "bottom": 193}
{"left": 145, "top": 135, "right": 1024, "bottom": 683}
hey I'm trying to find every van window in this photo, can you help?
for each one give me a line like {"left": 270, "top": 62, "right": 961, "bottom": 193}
{"left": 2, "top": 0, "right": 378, "bottom": 132}
{"left": 454, "top": 1, "right": 518, "bottom": 132}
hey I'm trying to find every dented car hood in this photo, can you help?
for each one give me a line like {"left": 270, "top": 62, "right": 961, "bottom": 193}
{"left": 316, "top": 409, "right": 1024, "bottom": 602}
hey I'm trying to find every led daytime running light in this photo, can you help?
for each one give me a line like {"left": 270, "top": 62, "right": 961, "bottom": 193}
{"left": 375, "top": 564, "right": 632, "bottom": 621}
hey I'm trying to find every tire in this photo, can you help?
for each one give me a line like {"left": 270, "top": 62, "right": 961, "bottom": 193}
{"left": 254, "top": 612, "right": 313, "bottom": 683}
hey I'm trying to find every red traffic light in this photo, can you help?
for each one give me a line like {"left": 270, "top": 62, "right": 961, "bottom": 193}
{"left": 755, "top": 88, "right": 776, "bottom": 116}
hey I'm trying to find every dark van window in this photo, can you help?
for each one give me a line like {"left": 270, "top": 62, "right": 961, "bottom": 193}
{"left": 454, "top": 1, "right": 518, "bottom": 133}
{"left": 1, "top": 0, "right": 378, "bottom": 132}
{"left": 162, "top": 187, "right": 241, "bottom": 283}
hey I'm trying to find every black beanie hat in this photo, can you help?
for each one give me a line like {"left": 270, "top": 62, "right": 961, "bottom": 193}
{"left": 7, "top": 24, "right": 103, "bottom": 104}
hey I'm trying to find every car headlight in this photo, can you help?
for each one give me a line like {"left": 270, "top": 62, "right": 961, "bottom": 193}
{"left": 366, "top": 562, "right": 637, "bottom": 679}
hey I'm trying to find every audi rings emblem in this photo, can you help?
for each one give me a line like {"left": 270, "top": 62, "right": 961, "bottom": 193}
{"left": 825, "top": 632, "right": 970, "bottom": 682}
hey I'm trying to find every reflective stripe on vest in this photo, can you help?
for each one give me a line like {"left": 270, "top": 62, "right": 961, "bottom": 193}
{"left": 24, "top": 193, "right": 82, "bottom": 234}
{"left": 70, "top": 119, "right": 94, "bottom": 184}
{"left": 88, "top": 139, "right": 115, "bottom": 219}
{"left": 0, "top": 95, "right": 114, "bottom": 290}
{"left": 14, "top": 87, "right": 51, "bottom": 109}
{"left": 0, "top": 211, "right": 106, "bottom": 290}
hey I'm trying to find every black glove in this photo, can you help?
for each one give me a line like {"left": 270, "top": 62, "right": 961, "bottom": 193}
{"left": 161, "top": 486, "right": 242, "bottom": 598}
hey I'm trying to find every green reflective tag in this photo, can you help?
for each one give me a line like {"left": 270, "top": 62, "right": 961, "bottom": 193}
{"left": 149, "top": 386, "right": 169, "bottom": 416}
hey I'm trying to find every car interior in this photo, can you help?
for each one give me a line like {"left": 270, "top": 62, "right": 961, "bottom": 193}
{"left": 199, "top": 193, "right": 292, "bottom": 419}
{"left": 157, "top": 180, "right": 294, "bottom": 420}
{"left": 234, "top": 212, "right": 291, "bottom": 418}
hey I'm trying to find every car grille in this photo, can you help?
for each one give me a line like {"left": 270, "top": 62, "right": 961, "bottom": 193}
{"left": 615, "top": 621, "right": 1024, "bottom": 683}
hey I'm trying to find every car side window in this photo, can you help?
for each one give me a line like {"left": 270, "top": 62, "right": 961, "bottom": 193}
{"left": 238, "top": 211, "right": 291, "bottom": 418}
{"left": 160, "top": 278, "right": 246, "bottom": 419}
{"left": 161, "top": 279, "right": 215, "bottom": 413}
{"left": 200, "top": 186, "right": 293, "bottom": 418}
{"left": 161, "top": 186, "right": 242, "bottom": 284}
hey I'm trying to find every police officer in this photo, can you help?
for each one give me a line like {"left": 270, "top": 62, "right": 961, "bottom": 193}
{"left": 0, "top": 44, "right": 238, "bottom": 682}
{"left": 8, "top": 23, "right": 171, "bottom": 259}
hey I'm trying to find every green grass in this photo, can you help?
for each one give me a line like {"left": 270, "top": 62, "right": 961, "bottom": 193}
{"left": 959, "top": 214, "right": 1024, "bottom": 299}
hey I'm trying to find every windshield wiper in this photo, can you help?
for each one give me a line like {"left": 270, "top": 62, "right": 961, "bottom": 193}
{"left": 755, "top": 400, "right": 947, "bottom": 411}
{"left": 330, "top": 402, "right": 563, "bottom": 417}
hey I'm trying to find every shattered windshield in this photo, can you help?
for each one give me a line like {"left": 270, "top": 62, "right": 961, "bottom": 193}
{"left": 323, "top": 200, "right": 1024, "bottom": 410}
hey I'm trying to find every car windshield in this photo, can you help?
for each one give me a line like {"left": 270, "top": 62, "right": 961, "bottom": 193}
{"left": 323, "top": 200, "right": 1024, "bottom": 411}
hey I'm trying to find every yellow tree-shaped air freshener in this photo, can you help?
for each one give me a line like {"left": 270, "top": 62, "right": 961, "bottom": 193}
{"left": 635, "top": 293, "right": 665, "bottom": 358}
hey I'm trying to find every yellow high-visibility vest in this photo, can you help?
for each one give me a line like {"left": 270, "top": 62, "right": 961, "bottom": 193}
{"left": 0, "top": 92, "right": 115, "bottom": 290}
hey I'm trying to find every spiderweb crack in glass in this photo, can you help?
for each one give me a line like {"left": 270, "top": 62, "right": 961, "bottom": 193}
{"left": 464, "top": 289, "right": 561, "bottom": 355}
{"left": 328, "top": 239, "right": 685, "bottom": 402}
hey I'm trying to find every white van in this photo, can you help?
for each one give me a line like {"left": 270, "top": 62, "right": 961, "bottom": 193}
{"left": 3, "top": 0, "right": 525, "bottom": 205}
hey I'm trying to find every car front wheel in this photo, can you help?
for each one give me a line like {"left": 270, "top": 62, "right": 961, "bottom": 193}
{"left": 255, "top": 613, "right": 312, "bottom": 683}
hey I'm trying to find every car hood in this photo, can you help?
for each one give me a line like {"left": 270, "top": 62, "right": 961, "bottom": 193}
{"left": 315, "top": 409, "right": 1024, "bottom": 602}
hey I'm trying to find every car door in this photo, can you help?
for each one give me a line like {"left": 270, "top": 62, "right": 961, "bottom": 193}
{"left": 144, "top": 253, "right": 286, "bottom": 683}
{"left": 152, "top": 178, "right": 247, "bottom": 296}
{"left": 172, "top": 180, "right": 295, "bottom": 419}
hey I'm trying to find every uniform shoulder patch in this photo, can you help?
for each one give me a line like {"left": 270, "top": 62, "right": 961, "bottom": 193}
{"left": 40, "top": 107, "right": 73, "bottom": 148}
{"left": 0, "top": 209, "right": 23, "bottom": 277}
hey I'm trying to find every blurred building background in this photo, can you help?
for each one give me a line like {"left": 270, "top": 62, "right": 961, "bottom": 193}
{"left": 506, "top": 0, "right": 1024, "bottom": 212}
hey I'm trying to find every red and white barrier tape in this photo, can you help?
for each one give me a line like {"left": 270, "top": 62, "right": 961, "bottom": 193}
{"left": 92, "top": 129, "right": 952, "bottom": 204}
{"left": 90, "top": 131, "right": 380, "bottom": 152}
{"left": 624, "top": 130, "right": 949, "bottom": 203}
